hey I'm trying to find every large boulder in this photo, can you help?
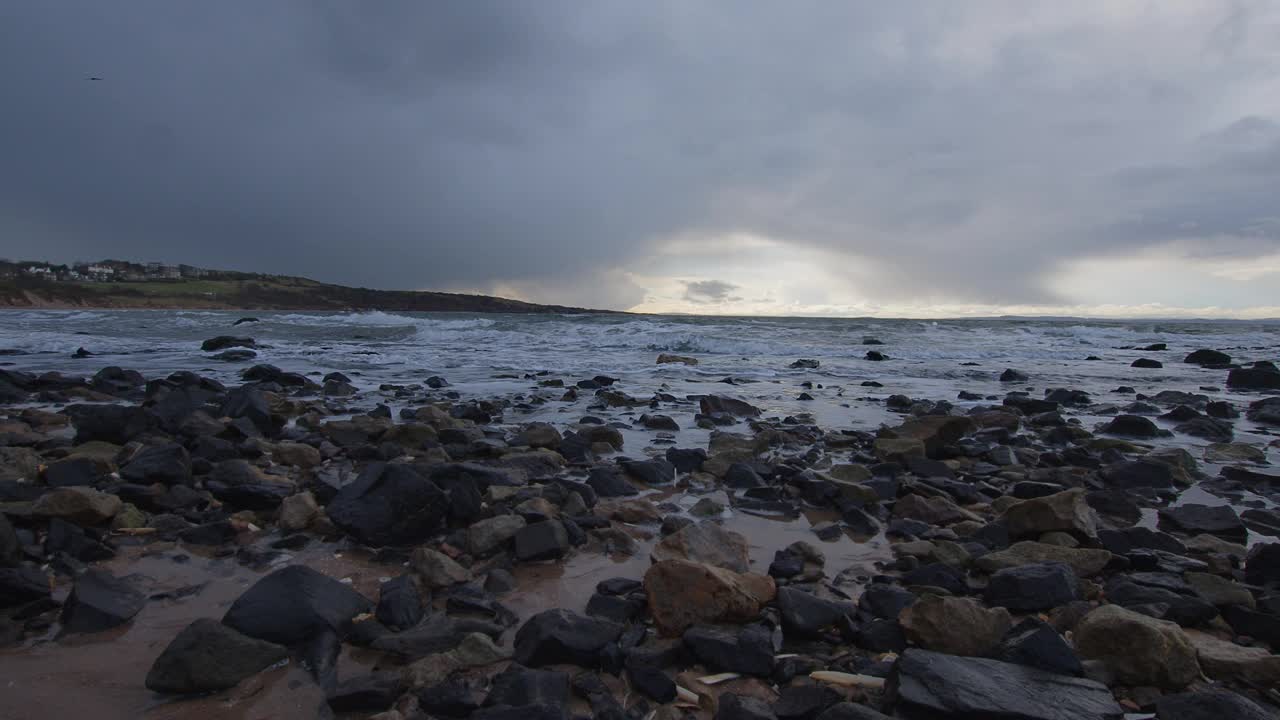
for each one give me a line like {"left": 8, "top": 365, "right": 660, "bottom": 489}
{"left": 887, "top": 649, "right": 1122, "bottom": 720}
{"left": 1001, "top": 489, "right": 1097, "bottom": 541}
{"left": 60, "top": 569, "right": 146, "bottom": 634}
{"left": 326, "top": 463, "right": 449, "bottom": 546}
{"left": 1227, "top": 365, "right": 1280, "bottom": 390}
{"left": 643, "top": 559, "right": 776, "bottom": 636}
{"left": 1184, "top": 349, "right": 1231, "bottom": 366}
{"left": 222, "top": 565, "right": 373, "bottom": 646}
{"left": 513, "top": 609, "right": 623, "bottom": 668}
{"left": 650, "top": 521, "right": 750, "bottom": 573}
{"left": 1073, "top": 604, "right": 1200, "bottom": 688}
{"left": 146, "top": 618, "right": 288, "bottom": 694}
{"left": 898, "top": 594, "right": 1011, "bottom": 657}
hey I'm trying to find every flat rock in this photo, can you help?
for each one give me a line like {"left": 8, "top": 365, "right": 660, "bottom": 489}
{"left": 61, "top": 568, "right": 146, "bottom": 634}
{"left": 975, "top": 541, "right": 1113, "bottom": 577}
{"left": 887, "top": 649, "right": 1122, "bottom": 720}
{"left": 146, "top": 618, "right": 288, "bottom": 694}
{"left": 1158, "top": 504, "right": 1247, "bottom": 540}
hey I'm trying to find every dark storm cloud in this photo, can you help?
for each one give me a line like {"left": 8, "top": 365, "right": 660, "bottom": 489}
{"left": 683, "top": 280, "right": 740, "bottom": 304}
{"left": 1, "top": 2, "right": 1277, "bottom": 309}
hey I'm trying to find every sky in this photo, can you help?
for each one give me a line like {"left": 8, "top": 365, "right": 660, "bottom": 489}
{"left": 2, "top": 2, "right": 1279, "bottom": 318}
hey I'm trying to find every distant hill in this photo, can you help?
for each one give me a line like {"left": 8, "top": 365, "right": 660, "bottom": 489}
{"left": 0, "top": 260, "right": 612, "bottom": 314}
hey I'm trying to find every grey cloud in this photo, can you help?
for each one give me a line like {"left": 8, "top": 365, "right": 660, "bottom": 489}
{"left": 683, "top": 280, "right": 740, "bottom": 304}
{"left": 1, "top": 2, "right": 1277, "bottom": 309}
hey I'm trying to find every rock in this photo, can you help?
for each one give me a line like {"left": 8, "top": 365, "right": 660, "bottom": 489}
{"left": 468, "top": 515, "right": 527, "bottom": 556}
{"left": 585, "top": 466, "right": 638, "bottom": 497}
{"left": 327, "top": 462, "right": 448, "bottom": 546}
{"left": 1001, "top": 488, "right": 1097, "bottom": 541}
{"left": 717, "top": 694, "right": 780, "bottom": 720}
{"left": 1101, "top": 457, "right": 1193, "bottom": 489}
{"left": 683, "top": 623, "right": 775, "bottom": 676}
{"left": 1155, "top": 689, "right": 1274, "bottom": 720}
{"left": 513, "top": 609, "right": 623, "bottom": 668}
{"left": 275, "top": 491, "right": 318, "bottom": 531}
{"left": 1099, "top": 414, "right": 1162, "bottom": 437}
{"left": 657, "top": 353, "right": 698, "bottom": 366}
{"left": 1245, "top": 542, "right": 1280, "bottom": 585}
{"left": 651, "top": 521, "right": 749, "bottom": 573}
{"left": 402, "top": 631, "right": 509, "bottom": 688}
{"left": 1158, "top": 504, "right": 1247, "bottom": 540}
{"left": 65, "top": 403, "right": 154, "bottom": 444}
{"left": 146, "top": 618, "right": 288, "bottom": 694}
{"left": 514, "top": 520, "right": 570, "bottom": 561}
{"left": 1185, "top": 630, "right": 1280, "bottom": 687}
{"left": 666, "top": 447, "right": 706, "bottom": 473}
{"left": 43, "top": 456, "right": 103, "bottom": 487}
{"left": 1175, "top": 416, "right": 1233, "bottom": 442}
{"left": 1000, "top": 369, "right": 1029, "bottom": 382}
{"left": 984, "top": 563, "right": 1082, "bottom": 611}
{"left": 60, "top": 569, "right": 146, "bottom": 634}
{"left": 865, "top": 350, "right": 887, "bottom": 361}
{"left": 996, "top": 618, "right": 1083, "bottom": 676}
{"left": 484, "top": 663, "right": 571, "bottom": 712}
{"left": 410, "top": 547, "right": 472, "bottom": 588}
{"left": 273, "top": 441, "right": 322, "bottom": 468}
{"left": 1184, "top": 349, "right": 1231, "bottom": 366}
{"left": 1204, "top": 442, "right": 1265, "bottom": 463}
{"left": 1073, "top": 604, "right": 1200, "bottom": 688}
{"left": 773, "top": 684, "right": 842, "bottom": 720}
{"left": 814, "top": 704, "right": 893, "bottom": 720}
{"left": 121, "top": 443, "right": 191, "bottom": 485}
{"left": 1221, "top": 604, "right": 1280, "bottom": 648}
{"left": 1132, "top": 358, "right": 1163, "bottom": 368}
{"left": 1247, "top": 396, "right": 1280, "bottom": 424}
{"left": 1227, "top": 365, "right": 1280, "bottom": 390}
{"left": 201, "top": 336, "right": 256, "bottom": 352}
{"left": 0, "top": 563, "right": 51, "bottom": 608}
{"left": 899, "top": 594, "right": 1012, "bottom": 657}
{"left": 0, "top": 513, "right": 20, "bottom": 567}
{"left": 376, "top": 575, "right": 425, "bottom": 631}
{"left": 644, "top": 559, "right": 776, "bottom": 636}
{"left": 627, "top": 661, "right": 676, "bottom": 703}
{"left": 1185, "top": 572, "right": 1254, "bottom": 608}
{"left": 512, "top": 423, "right": 562, "bottom": 449}
{"left": 892, "top": 415, "right": 975, "bottom": 458}
{"left": 887, "top": 649, "right": 1122, "bottom": 720}
{"left": 790, "top": 358, "right": 820, "bottom": 369}
{"left": 32, "top": 487, "right": 122, "bottom": 525}
{"left": 700, "top": 395, "right": 762, "bottom": 417}
{"left": 326, "top": 672, "right": 406, "bottom": 713}
{"left": 212, "top": 349, "right": 256, "bottom": 362}
{"left": 976, "top": 542, "right": 1113, "bottom": 577}
{"left": 892, "top": 493, "right": 972, "bottom": 525}
{"left": 777, "top": 586, "right": 855, "bottom": 638}
{"left": 222, "top": 565, "right": 373, "bottom": 646}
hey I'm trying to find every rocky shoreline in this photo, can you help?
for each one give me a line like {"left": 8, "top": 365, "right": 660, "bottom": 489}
{"left": 1, "top": 340, "right": 1279, "bottom": 720}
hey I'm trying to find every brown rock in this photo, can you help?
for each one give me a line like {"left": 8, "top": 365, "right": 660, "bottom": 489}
{"left": 409, "top": 547, "right": 471, "bottom": 589}
{"left": 899, "top": 594, "right": 1011, "bottom": 657}
{"left": 892, "top": 493, "right": 975, "bottom": 525}
{"left": 656, "top": 354, "right": 698, "bottom": 366}
{"left": 277, "top": 491, "right": 319, "bottom": 531}
{"left": 651, "top": 521, "right": 750, "bottom": 573}
{"left": 892, "top": 415, "right": 976, "bottom": 458}
{"left": 600, "top": 498, "right": 663, "bottom": 524}
{"left": 1074, "top": 604, "right": 1200, "bottom": 689}
{"left": 1002, "top": 488, "right": 1098, "bottom": 541}
{"left": 32, "top": 486, "right": 121, "bottom": 525}
{"left": 272, "top": 442, "right": 321, "bottom": 469}
{"left": 1186, "top": 630, "right": 1280, "bottom": 688}
{"left": 975, "top": 541, "right": 1113, "bottom": 577}
{"left": 644, "top": 559, "right": 775, "bottom": 636}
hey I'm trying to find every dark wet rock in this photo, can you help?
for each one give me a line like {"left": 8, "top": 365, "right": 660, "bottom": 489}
{"left": 1247, "top": 396, "right": 1280, "bottom": 424}
{"left": 899, "top": 594, "right": 1011, "bottom": 657}
{"left": 773, "top": 684, "right": 842, "bottom": 720}
{"left": 840, "top": 506, "right": 880, "bottom": 536}
{"left": 584, "top": 592, "right": 645, "bottom": 623}
{"left": 372, "top": 615, "right": 503, "bottom": 659}
{"left": 621, "top": 457, "right": 675, "bottom": 485}
{"left": 201, "top": 336, "right": 255, "bottom": 352}
{"left": 513, "top": 608, "right": 623, "bottom": 668}
{"left": 0, "top": 513, "right": 19, "bottom": 567}
{"left": 1245, "top": 542, "right": 1280, "bottom": 585}
{"left": 999, "top": 369, "right": 1029, "bottom": 382}
{"left": 222, "top": 565, "right": 373, "bottom": 646}
{"left": 1044, "top": 388, "right": 1090, "bottom": 405}
{"left": 1228, "top": 364, "right": 1280, "bottom": 390}
{"left": 814, "top": 704, "right": 893, "bottom": 720}
{"left": 326, "top": 462, "right": 448, "bottom": 546}
{"left": 212, "top": 349, "right": 256, "bottom": 362}
{"left": 1184, "top": 349, "right": 1231, "bottom": 365}
{"left": 45, "top": 518, "right": 114, "bottom": 561}
{"left": 639, "top": 413, "right": 679, "bottom": 431}
{"left": 145, "top": 618, "right": 288, "bottom": 694}
{"left": 725, "top": 462, "right": 766, "bottom": 488}
{"left": 1204, "top": 400, "right": 1237, "bottom": 418}
{"left": 1103, "top": 576, "right": 1216, "bottom": 626}
{"left": 627, "top": 660, "right": 676, "bottom": 703}
{"left": 484, "top": 663, "right": 570, "bottom": 713}
{"left": 859, "top": 584, "right": 916, "bottom": 620}
{"left": 665, "top": 447, "right": 706, "bottom": 473}
{"left": 60, "top": 568, "right": 145, "bottom": 634}
{"left": 65, "top": 403, "right": 154, "bottom": 444}
{"left": 1099, "top": 414, "right": 1162, "bottom": 437}
{"left": 1098, "top": 527, "right": 1186, "bottom": 555}
{"left": 1074, "top": 604, "right": 1199, "bottom": 688}
{"left": 1100, "top": 458, "right": 1191, "bottom": 489}
{"left": 996, "top": 618, "right": 1082, "bottom": 676}
{"left": 586, "top": 466, "right": 638, "bottom": 497}
{"left": 887, "top": 649, "right": 1122, "bottom": 720}
{"left": 683, "top": 623, "right": 776, "bottom": 676}
{"left": 121, "top": 443, "right": 191, "bottom": 486}
{"left": 375, "top": 575, "right": 424, "bottom": 631}
{"left": 0, "top": 563, "right": 51, "bottom": 608}
{"left": 1158, "top": 504, "right": 1247, "bottom": 540}
{"left": 984, "top": 563, "right": 1082, "bottom": 611}
{"left": 43, "top": 456, "right": 104, "bottom": 487}
{"left": 206, "top": 480, "right": 290, "bottom": 511}
{"left": 1174, "top": 416, "right": 1233, "bottom": 441}
{"left": 514, "top": 520, "right": 570, "bottom": 561}
{"left": 1155, "top": 689, "right": 1274, "bottom": 720}
{"left": 901, "top": 562, "right": 968, "bottom": 595}
{"left": 717, "top": 694, "right": 779, "bottom": 720}
{"left": 790, "top": 358, "right": 820, "bottom": 369}
{"left": 219, "top": 385, "right": 278, "bottom": 435}
{"left": 1220, "top": 604, "right": 1280, "bottom": 647}
{"left": 700, "top": 394, "right": 762, "bottom": 417}
{"left": 1001, "top": 488, "right": 1097, "bottom": 541}
{"left": 1132, "top": 358, "right": 1163, "bottom": 368}
{"left": 777, "top": 586, "right": 855, "bottom": 638}
{"left": 325, "top": 672, "right": 406, "bottom": 713}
